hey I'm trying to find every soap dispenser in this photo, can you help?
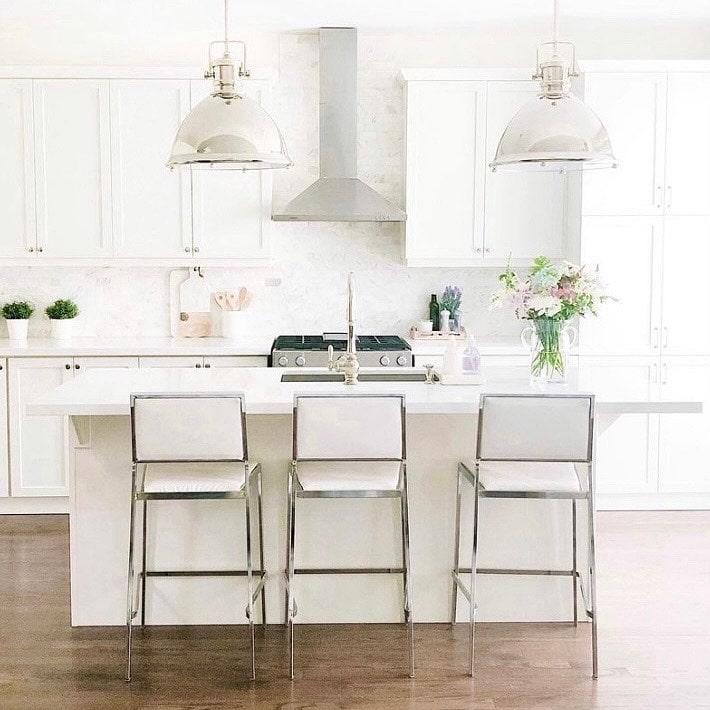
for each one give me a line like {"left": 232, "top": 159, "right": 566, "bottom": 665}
{"left": 462, "top": 334, "right": 482, "bottom": 376}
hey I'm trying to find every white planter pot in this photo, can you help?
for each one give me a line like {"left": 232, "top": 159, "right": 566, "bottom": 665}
{"left": 6, "top": 319, "right": 29, "bottom": 341}
{"left": 221, "top": 310, "right": 245, "bottom": 340}
{"left": 50, "top": 319, "right": 75, "bottom": 342}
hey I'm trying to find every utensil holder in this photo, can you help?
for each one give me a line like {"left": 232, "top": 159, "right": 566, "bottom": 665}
{"left": 221, "top": 310, "right": 245, "bottom": 340}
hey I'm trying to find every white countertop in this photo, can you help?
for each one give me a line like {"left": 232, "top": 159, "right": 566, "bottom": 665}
{"left": 28, "top": 366, "right": 703, "bottom": 417}
{"left": 0, "top": 336, "right": 273, "bottom": 357}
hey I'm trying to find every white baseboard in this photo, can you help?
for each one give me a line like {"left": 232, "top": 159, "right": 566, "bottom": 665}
{"left": 0, "top": 496, "right": 69, "bottom": 515}
{"left": 597, "top": 492, "right": 710, "bottom": 511}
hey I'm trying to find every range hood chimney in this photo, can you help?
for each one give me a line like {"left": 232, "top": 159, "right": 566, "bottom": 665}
{"left": 272, "top": 28, "right": 406, "bottom": 222}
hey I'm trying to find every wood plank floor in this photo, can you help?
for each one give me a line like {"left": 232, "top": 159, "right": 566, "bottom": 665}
{"left": 1, "top": 512, "right": 709, "bottom": 709}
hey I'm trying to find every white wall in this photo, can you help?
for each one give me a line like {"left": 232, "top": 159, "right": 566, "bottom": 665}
{"left": 1, "top": 20, "right": 709, "bottom": 339}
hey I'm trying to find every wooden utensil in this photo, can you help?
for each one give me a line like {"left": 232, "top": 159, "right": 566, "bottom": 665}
{"left": 214, "top": 292, "right": 228, "bottom": 310}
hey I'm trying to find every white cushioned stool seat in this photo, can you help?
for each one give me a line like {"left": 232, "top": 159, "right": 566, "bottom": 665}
{"left": 296, "top": 460, "right": 402, "bottom": 492}
{"left": 143, "top": 462, "right": 255, "bottom": 494}
{"left": 463, "top": 461, "right": 585, "bottom": 494}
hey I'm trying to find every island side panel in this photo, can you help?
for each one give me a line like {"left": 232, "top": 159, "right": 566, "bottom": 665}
{"left": 69, "top": 414, "right": 587, "bottom": 626}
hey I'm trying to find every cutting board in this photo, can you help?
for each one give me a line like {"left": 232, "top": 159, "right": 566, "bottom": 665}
{"left": 169, "top": 268, "right": 212, "bottom": 338}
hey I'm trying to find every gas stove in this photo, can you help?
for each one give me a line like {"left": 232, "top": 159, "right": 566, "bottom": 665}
{"left": 270, "top": 334, "right": 413, "bottom": 368}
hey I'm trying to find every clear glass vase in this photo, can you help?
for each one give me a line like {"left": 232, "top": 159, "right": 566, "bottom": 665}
{"left": 521, "top": 318, "right": 577, "bottom": 384}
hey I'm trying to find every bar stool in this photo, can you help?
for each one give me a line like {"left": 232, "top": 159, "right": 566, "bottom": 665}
{"left": 285, "top": 393, "right": 414, "bottom": 679}
{"left": 125, "top": 393, "right": 266, "bottom": 682}
{"left": 451, "top": 393, "right": 598, "bottom": 677}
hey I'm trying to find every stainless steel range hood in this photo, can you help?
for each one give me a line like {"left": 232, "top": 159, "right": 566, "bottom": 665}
{"left": 272, "top": 28, "right": 406, "bottom": 222}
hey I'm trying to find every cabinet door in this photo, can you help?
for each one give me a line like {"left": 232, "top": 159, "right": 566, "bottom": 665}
{"left": 0, "top": 80, "right": 36, "bottom": 257}
{"left": 8, "top": 358, "right": 73, "bottom": 497}
{"left": 0, "top": 360, "right": 8, "bottom": 497}
{"left": 404, "top": 81, "right": 486, "bottom": 265}
{"left": 190, "top": 81, "right": 272, "bottom": 260}
{"left": 661, "top": 217, "right": 710, "bottom": 354}
{"left": 665, "top": 74, "right": 710, "bottom": 216}
{"left": 658, "top": 359, "right": 710, "bottom": 493}
{"left": 203, "top": 356, "right": 268, "bottom": 368}
{"left": 33, "top": 80, "right": 112, "bottom": 257}
{"left": 580, "top": 358, "right": 659, "bottom": 494}
{"left": 110, "top": 80, "right": 192, "bottom": 257}
{"left": 485, "top": 81, "right": 567, "bottom": 260}
{"left": 73, "top": 356, "right": 139, "bottom": 373}
{"left": 582, "top": 73, "right": 666, "bottom": 216}
{"left": 139, "top": 356, "right": 203, "bottom": 369}
{"left": 579, "top": 217, "right": 662, "bottom": 354}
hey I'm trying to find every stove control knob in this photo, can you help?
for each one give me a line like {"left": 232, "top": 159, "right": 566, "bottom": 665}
{"left": 379, "top": 355, "right": 391, "bottom": 366}
{"left": 295, "top": 355, "right": 306, "bottom": 367}
{"left": 396, "top": 355, "right": 408, "bottom": 367}
{"left": 277, "top": 356, "right": 289, "bottom": 367}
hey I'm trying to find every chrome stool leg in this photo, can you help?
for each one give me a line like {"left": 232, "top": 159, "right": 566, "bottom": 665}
{"left": 286, "top": 464, "right": 297, "bottom": 680}
{"left": 450, "top": 467, "right": 463, "bottom": 626}
{"left": 572, "top": 499, "right": 578, "bottom": 627}
{"left": 468, "top": 464, "right": 480, "bottom": 678}
{"left": 125, "top": 464, "right": 138, "bottom": 683}
{"left": 141, "top": 499, "right": 148, "bottom": 627}
{"left": 245, "top": 465, "right": 256, "bottom": 681}
{"left": 257, "top": 466, "right": 267, "bottom": 631}
{"left": 400, "top": 466, "right": 415, "bottom": 678}
{"left": 588, "top": 465, "right": 599, "bottom": 679}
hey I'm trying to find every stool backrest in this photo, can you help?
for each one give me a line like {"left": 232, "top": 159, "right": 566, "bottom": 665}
{"left": 294, "top": 394, "right": 406, "bottom": 460}
{"left": 131, "top": 393, "right": 247, "bottom": 463}
{"left": 476, "top": 393, "right": 594, "bottom": 463}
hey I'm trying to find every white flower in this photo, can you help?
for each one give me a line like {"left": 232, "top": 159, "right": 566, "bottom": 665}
{"left": 526, "top": 294, "right": 562, "bottom": 317}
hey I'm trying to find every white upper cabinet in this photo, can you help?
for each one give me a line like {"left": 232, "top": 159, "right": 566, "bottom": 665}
{"left": 664, "top": 74, "right": 710, "bottom": 216}
{"left": 190, "top": 80, "right": 272, "bottom": 260}
{"left": 582, "top": 73, "right": 666, "bottom": 216}
{"left": 403, "top": 80, "right": 486, "bottom": 266}
{"left": 660, "top": 217, "right": 710, "bottom": 354}
{"left": 110, "top": 80, "right": 192, "bottom": 257}
{"left": 484, "top": 81, "right": 568, "bottom": 260}
{"left": 0, "top": 81, "right": 35, "bottom": 257}
{"left": 33, "top": 80, "right": 112, "bottom": 257}
{"left": 580, "top": 217, "right": 661, "bottom": 355}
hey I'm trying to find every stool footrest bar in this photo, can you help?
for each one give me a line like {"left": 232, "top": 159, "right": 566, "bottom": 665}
{"left": 462, "top": 567, "right": 575, "bottom": 577}
{"left": 294, "top": 567, "right": 405, "bottom": 575}
{"left": 144, "top": 569, "right": 265, "bottom": 578}
{"left": 451, "top": 571, "right": 472, "bottom": 603}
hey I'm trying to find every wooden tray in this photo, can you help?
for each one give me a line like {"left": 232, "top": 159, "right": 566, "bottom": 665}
{"left": 410, "top": 327, "right": 467, "bottom": 340}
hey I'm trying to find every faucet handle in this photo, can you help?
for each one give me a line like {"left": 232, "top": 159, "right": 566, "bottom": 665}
{"left": 424, "top": 363, "right": 436, "bottom": 384}
{"left": 327, "top": 344, "right": 335, "bottom": 371}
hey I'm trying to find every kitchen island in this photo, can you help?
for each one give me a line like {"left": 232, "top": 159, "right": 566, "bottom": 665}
{"left": 29, "top": 365, "right": 701, "bottom": 627}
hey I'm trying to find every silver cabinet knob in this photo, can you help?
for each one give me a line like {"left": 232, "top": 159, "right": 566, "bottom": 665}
{"left": 195, "top": 363, "right": 202, "bottom": 368}
{"left": 295, "top": 355, "right": 306, "bottom": 367}
{"left": 379, "top": 355, "right": 391, "bottom": 366}
{"left": 204, "top": 362, "right": 211, "bottom": 368}
{"left": 396, "top": 355, "right": 407, "bottom": 366}
{"left": 28, "top": 247, "right": 34, "bottom": 253}
{"left": 277, "top": 356, "right": 289, "bottom": 367}
{"left": 37, "top": 246, "right": 43, "bottom": 253}
{"left": 184, "top": 247, "right": 191, "bottom": 253}
{"left": 65, "top": 363, "right": 71, "bottom": 370}
{"left": 193, "top": 246, "right": 200, "bottom": 253}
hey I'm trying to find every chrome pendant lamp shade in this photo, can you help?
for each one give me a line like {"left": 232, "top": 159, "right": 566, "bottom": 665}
{"left": 490, "top": 0, "right": 616, "bottom": 172}
{"left": 167, "top": 0, "right": 291, "bottom": 170}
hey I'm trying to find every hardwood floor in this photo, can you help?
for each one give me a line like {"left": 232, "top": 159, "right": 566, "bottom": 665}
{"left": 1, "top": 512, "right": 709, "bottom": 709}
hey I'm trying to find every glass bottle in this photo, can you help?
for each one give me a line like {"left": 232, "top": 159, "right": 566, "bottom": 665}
{"left": 429, "top": 294, "right": 440, "bottom": 331}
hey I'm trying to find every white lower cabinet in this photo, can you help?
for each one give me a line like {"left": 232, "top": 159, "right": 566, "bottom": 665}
{"left": 584, "top": 358, "right": 659, "bottom": 496}
{"left": 657, "top": 358, "right": 710, "bottom": 494}
{"left": 8, "top": 358, "right": 73, "bottom": 497}
{"left": 138, "top": 356, "right": 204, "bottom": 369}
{"left": 139, "top": 356, "right": 268, "bottom": 369}
{"left": 0, "top": 359, "right": 8, "bottom": 497}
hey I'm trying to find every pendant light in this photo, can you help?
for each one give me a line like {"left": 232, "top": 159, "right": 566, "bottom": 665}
{"left": 490, "top": 0, "right": 616, "bottom": 172}
{"left": 167, "top": 0, "right": 291, "bottom": 170}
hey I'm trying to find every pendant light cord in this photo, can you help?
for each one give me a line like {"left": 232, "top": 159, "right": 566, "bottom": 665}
{"left": 553, "top": 0, "right": 559, "bottom": 54}
{"left": 224, "top": 0, "right": 230, "bottom": 55}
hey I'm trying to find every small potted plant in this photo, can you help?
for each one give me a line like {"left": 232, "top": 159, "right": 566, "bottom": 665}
{"left": 2, "top": 301, "right": 34, "bottom": 341}
{"left": 46, "top": 299, "right": 79, "bottom": 341}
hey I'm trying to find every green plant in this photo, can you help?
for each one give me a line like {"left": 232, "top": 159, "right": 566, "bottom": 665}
{"left": 45, "top": 299, "right": 79, "bottom": 320}
{"left": 2, "top": 301, "right": 34, "bottom": 320}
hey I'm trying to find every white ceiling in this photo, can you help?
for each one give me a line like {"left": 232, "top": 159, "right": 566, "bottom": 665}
{"left": 3, "top": 0, "right": 710, "bottom": 33}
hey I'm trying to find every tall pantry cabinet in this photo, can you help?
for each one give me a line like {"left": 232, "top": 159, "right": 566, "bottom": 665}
{"left": 579, "top": 62, "right": 710, "bottom": 507}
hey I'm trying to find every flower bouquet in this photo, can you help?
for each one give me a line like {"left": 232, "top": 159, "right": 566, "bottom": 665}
{"left": 491, "top": 256, "right": 610, "bottom": 383}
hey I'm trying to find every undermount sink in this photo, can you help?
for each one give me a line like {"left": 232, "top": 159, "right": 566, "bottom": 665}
{"left": 280, "top": 371, "right": 431, "bottom": 383}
